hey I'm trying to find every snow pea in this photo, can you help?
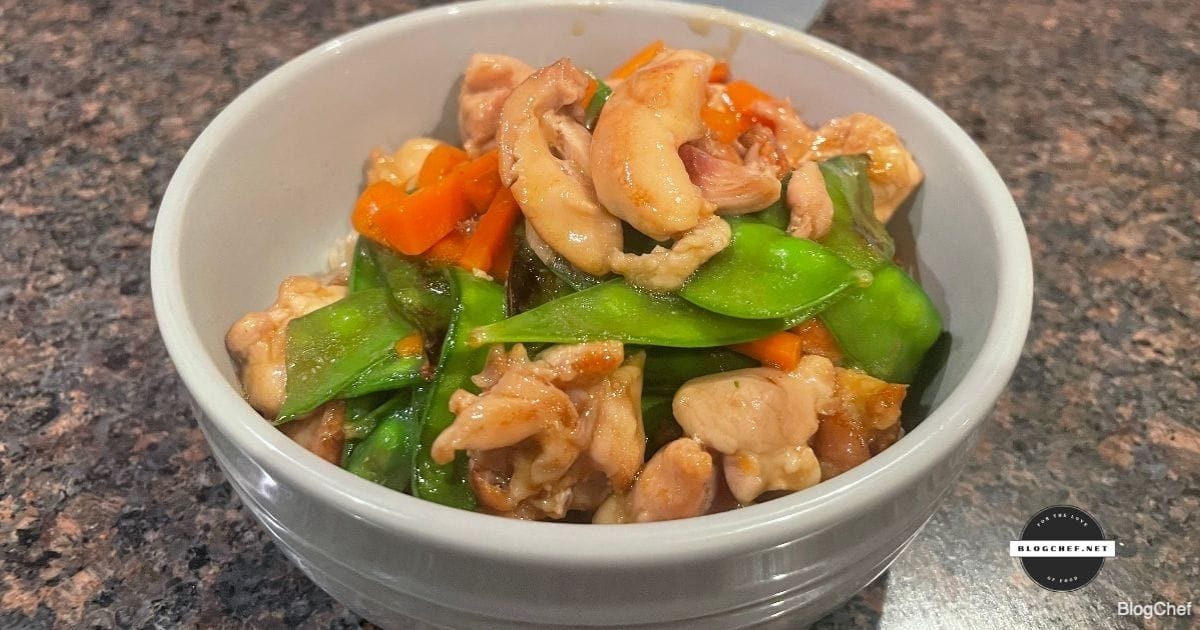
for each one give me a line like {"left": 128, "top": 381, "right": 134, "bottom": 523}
{"left": 470, "top": 280, "right": 786, "bottom": 348}
{"left": 278, "top": 287, "right": 414, "bottom": 423}
{"left": 641, "top": 393, "right": 681, "bottom": 456}
{"left": 345, "top": 391, "right": 420, "bottom": 492}
{"left": 363, "top": 239, "right": 455, "bottom": 355}
{"left": 818, "top": 155, "right": 895, "bottom": 270}
{"left": 411, "top": 268, "right": 507, "bottom": 509}
{"left": 679, "top": 219, "right": 869, "bottom": 320}
{"left": 341, "top": 392, "right": 391, "bottom": 464}
{"left": 641, "top": 347, "right": 757, "bottom": 394}
{"left": 336, "top": 351, "right": 425, "bottom": 398}
{"left": 583, "top": 75, "right": 613, "bottom": 131}
{"left": 348, "top": 237, "right": 384, "bottom": 292}
{"left": 817, "top": 156, "right": 942, "bottom": 383}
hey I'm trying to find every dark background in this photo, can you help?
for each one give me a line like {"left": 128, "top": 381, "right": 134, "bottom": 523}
{"left": 1, "top": 0, "right": 1196, "bottom": 628}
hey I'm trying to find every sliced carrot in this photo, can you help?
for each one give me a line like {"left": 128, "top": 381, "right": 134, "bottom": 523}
{"left": 459, "top": 150, "right": 503, "bottom": 212}
{"left": 729, "top": 331, "right": 803, "bottom": 371}
{"left": 361, "top": 150, "right": 499, "bottom": 256}
{"left": 424, "top": 229, "right": 470, "bottom": 266}
{"left": 416, "top": 143, "right": 467, "bottom": 189}
{"left": 351, "top": 181, "right": 408, "bottom": 245}
{"left": 790, "top": 319, "right": 844, "bottom": 363}
{"left": 490, "top": 232, "right": 518, "bottom": 282}
{"left": 701, "top": 92, "right": 749, "bottom": 144}
{"left": 460, "top": 187, "right": 522, "bottom": 274}
{"left": 725, "top": 79, "right": 776, "bottom": 118}
{"left": 710, "top": 60, "right": 730, "bottom": 83}
{"left": 394, "top": 332, "right": 424, "bottom": 357}
{"left": 609, "top": 40, "right": 666, "bottom": 80}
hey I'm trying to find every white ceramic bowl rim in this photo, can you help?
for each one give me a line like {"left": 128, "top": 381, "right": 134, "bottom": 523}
{"left": 151, "top": 0, "right": 1032, "bottom": 568}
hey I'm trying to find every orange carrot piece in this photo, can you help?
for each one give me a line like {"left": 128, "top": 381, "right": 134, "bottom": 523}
{"left": 394, "top": 332, "right": 424, "bottom": 357}
{"left": 371, "top": 177, "right": 470, "bottom": 255}
{"left": 725, "top": 79, "right": 776, "bottom": 117}
{"left": 351, "top": 181, "right": 408, "bottom": 245}
{"left": 490, "top": 232, "right": 518, "bottom": 282}
{"left": 460, "top": 187, "right": 522, "bottom": 273}
{"left": 424, "top": 229, "right": 470, "bottom": 266}
{"left": 710, "top": 61, "right": 730, "bottom": 83}
{"left": 459, "top": 150, "right": 503, "bottom": 212}
{"left": 365, "top": 150, "right": 499, "bottom": 255}
{"left": 416, "top": 144, "right": 467, "bottom": 189}
{"left": 609, "top": 40, "right": 666, "bottom": 80}
{"left": 790, "top": 319, "right": 844, "bottom": 363}
{"left": 729, "top": 331, "right": 803, "bottom": 371}
{"left": 700, "top": 93, "right": 748, "bottom": 144}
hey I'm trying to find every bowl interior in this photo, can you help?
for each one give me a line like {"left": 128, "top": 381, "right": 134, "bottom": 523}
{"left": 158, "top": 0, "right": 1027, "bottom": 540}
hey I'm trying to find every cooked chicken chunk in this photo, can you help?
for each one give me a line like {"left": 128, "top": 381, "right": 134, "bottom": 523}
{"left": 812, "top": 368, "right": 906, "bottom": 479}
{"left": 593, "top": 437, "right": 717, "bottom": 524}
{"left": 810, "top": 113, "right": 923, "bottom": 222}
{"left": 279, "top": 401, "right": 346, "bottom": 464}
{"left": 591, "top": 49, "right": 717, "bottom": 241}
{"left": 786, "top": 160, "right": 835, "bottom": 240}
{"left": 679, "top": 143, "right": 781, "bottom": 215}
{"left": 747, "top": 99, "right": 816, "bottom": 168}
{"left": 672, "top": 356, "right": 836, "bottom": 504}
{"left": 365, "top": 137, "right": 442, "bottom": 191}
{"left": 225, "top": 276, "right": 347, "bottom": 418}
{"left": 608, "top": 215, "right": 731, "bottom": 292}
{"left": 497, "top": 59, "right": 623, "bottom": 276}
{"left": 433, "top": 341, "right": 647, "bottom": 519}
{"left": 459, "top": 53, "right": 534, "bottom": 157}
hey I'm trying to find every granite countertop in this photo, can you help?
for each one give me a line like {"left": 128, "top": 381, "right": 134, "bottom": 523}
{"left": 1, "top": 0, "right": 1197, "bottom": 627}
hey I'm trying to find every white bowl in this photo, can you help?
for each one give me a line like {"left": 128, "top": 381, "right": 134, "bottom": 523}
{"left": 151, "top": 1, "right": 1032, "bottom": 627}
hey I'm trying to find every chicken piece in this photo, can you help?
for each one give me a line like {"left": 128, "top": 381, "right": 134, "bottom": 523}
{"left": 679, "top": 143, "right": 781, "bottom": 215}
{"left": 593, "top": 438, "right": 717, "bottom": 524}
{"left": 459, "top": 53, "right": 534, "bottom": 157}
{"left": 590, "top": 49, "right": 717, "bottom": 241}
{"left": 279, "top": 401, "right": 346, "bottom": 464}
{"left": 584, "top": 353, "right": 646, "bottom": 491}
{"left": 366, "top": 137, "right": 442, "bottom": 191}
{"left": 748, "top": 99, "right": 816, "bottom": 168}
{"left": 225, "top": 276, "right": 347, "bottom": 418}
{"left": 812, "top": 368, "right": 906, "bottom": 479}
{"left": 738, "top": 124, "right": 791, "bottom": 179}
{"left": 608, "top": 215, "right": 731, "bottom": 292}
{"left": 786, "top": 160, "right": 835, "bottom": 240}
{"left": 809, "top": 113, "right": 923, "bottom": 222}
{"left": 497, "top": 59, "right": 623, "bottom": 276}
{"left": 672, "top": 356, "right": 836, "bottom": 504}
{"left": 433, "top": 342, "right": 645, "bottom": 520}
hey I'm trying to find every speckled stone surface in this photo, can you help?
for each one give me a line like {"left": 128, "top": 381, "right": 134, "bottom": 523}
{"left": 1, "top": 0, "right": 1197, "bottom": 628}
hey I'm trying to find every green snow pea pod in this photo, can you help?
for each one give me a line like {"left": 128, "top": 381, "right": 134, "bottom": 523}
{"left": 345, "top": 391, "right": 420, "bottom": 492}
{"left": 680, "top": 219, "right": 870, "bottom": 320}
{"left": 411, "top": 268, "right": 507, "bottom": 510}
{"left": 641, "top": 347, "right": 758, "bottom": 394}
{"left": 364, "top": 239, "right": 455, "bottom": 354}
{"left": 335, "top": 351, "right": 425, "bottom": 399}
{"left": 340, "top": 392, "right": 391, "bottom": 463}
{"left": 583, "top": 75, "right": 613, "bottom": 131}
{"left": 348, "top": 237, "right": 384, "bottom": 292}
{"left": 816, "top": 155, "right": 942, "bottom": 383}
{"left": 470, "top": 280, "right": 786, "bottom": 348}
{"left": 278, "top": 287, "right": 414, "bottom": 423}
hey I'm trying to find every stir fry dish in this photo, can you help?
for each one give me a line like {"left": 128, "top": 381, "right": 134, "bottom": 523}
{"left": 225, "top": 42, "right": 941, "bottom": 523}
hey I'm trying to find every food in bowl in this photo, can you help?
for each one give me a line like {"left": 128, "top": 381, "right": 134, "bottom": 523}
{"left": 224, "top": 41, "right": 941, "bottom": 523}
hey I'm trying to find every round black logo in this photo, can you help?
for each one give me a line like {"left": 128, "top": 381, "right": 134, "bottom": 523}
{"left": 1011, "top": 506, "right": 1112, "bottom": 592}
